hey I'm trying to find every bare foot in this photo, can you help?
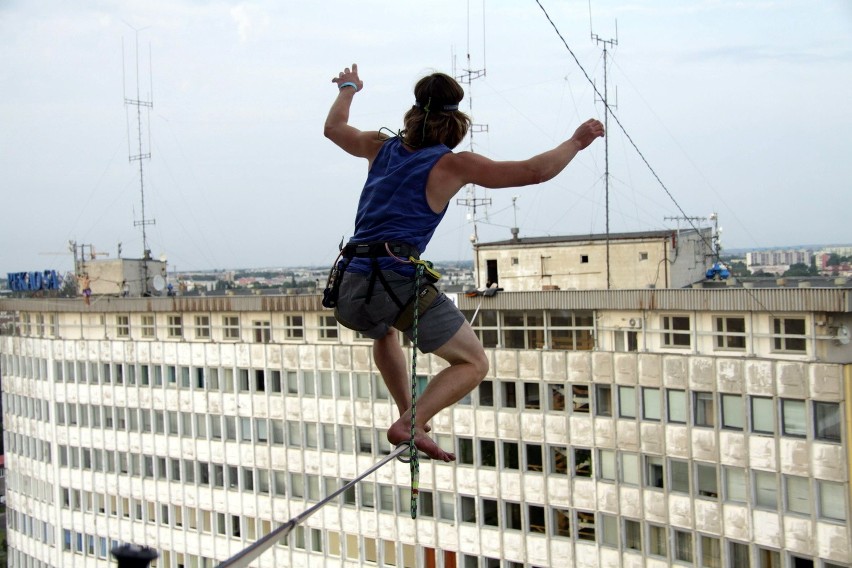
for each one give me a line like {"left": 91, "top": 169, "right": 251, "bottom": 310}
{"left": 387, "top": 416, "right": 455, "bottom": 462}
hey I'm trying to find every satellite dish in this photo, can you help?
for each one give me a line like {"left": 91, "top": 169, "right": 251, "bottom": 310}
{"left": 152, "top": 275, "right": 166, "bottom": 292}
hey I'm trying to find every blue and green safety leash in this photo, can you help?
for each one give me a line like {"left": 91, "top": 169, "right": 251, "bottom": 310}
{"left": 408, "top": 261, "right": 424, "bottom": 519}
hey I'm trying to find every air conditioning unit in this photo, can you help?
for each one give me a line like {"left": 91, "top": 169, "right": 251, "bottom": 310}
{"left": 628, "top": 318, "right": 643, "bottom": 329}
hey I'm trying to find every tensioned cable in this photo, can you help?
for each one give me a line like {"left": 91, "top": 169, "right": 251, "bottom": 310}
{"left": 534, "top": 0, "right": 701, "bottom": 239}
{"left": 215, "top": 444, "right": 407, "bottom": 568}
{"left": 534, "top": 0, "right": 778, "bottom": 314}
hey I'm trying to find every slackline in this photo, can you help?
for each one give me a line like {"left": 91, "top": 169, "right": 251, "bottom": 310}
{"left": 216, "top": 444, "right": 408, "bottom": 568}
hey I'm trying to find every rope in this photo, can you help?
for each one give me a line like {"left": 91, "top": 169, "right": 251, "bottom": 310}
{"left": 215, "top": 445, "right": 408, "bottom": 568}
{"left": 408, "top": 262, "right": 423, "bottom": 519}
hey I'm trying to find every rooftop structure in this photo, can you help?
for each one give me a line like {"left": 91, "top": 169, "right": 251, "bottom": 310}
{"left": 473, "top": 229, "right": 714, "bottom": 291}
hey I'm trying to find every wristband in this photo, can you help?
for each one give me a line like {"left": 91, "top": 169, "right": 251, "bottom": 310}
{"left": 338, "top": 81, "right": 358, "bottom": 91}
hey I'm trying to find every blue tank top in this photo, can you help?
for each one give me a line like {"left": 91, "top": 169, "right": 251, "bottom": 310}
{"left": 347, "top": 137, "right": 451, "bottom": 274}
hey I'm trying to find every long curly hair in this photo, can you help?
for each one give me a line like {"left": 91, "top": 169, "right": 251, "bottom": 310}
{"left": 401, "top": 72, "right": 471, "bottom": 149}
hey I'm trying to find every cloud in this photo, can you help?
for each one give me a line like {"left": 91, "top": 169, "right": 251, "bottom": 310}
{"left": 230, "top": 3, "right": 270, "bottom": 43}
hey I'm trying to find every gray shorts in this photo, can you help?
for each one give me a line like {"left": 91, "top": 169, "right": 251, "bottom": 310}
{"left": 333, "top": 270, "right": 465, "bottom": 353}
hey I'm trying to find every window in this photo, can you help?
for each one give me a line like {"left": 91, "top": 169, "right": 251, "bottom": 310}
{"left": 116, "top": 315, "right": 130, "bottom": 338}
{"left": 223, "top": 316, "right": 240, "bottom": 340}
{"left": 772, "top": 317, "right": 806, "bottom": 353}
{"left": 751, "top": 397, "right": 776, "bottom": 434}
{"left": 781, "top": 399, "right": 806, "bottom": 437}
{"left": 528, "top": 505, "right": 545, "bottom": 534}
{"left": 595, "top": 385, "right": 612, "bottom": 416}
{"left": 548, "top": 310, "right": 594, "bottom": 351}
{"left": 662, "top": 315, "right": 691, "bottom": 348}
{"left": 438, "top": 493, "right": 454, "bottom": 521}
{"left": 496, "top": 442, "right": 516, "bottom": 470}
{"left": 699, "top": 535, "right": 721, "bottom": 568}
{"left": 819, "top": 480, "right": 847, "bottom": 521}
{"left": 756, "top": 548, "right": 781, "bottom": 568}
{"left": 621, "top": 453, "right": 640, "bottom": 486}
{"left": 674, "top": 530, "right": 693, "bottom": 563}
{"left": 167, "top": 315, "right": 183, "bottom": 339}
{"left": 720, "top": 394, "right": 744, "bottom": 430}
{"left": 645, "top": 456, "right": 664, "bottom": 489}
{"left": 814, "top": 401, "right": 841, "bottom": 442}
{"left": 194, "top": 315, "right": 211, "bottom": 339}
{"left": 598, "top": 450, "right": 616, "bottom": 481}
{"left": 502, "top": 381, "right": 517, "bottom": 408}
{"left": 458, "top": 438, "right": 474, "bottom": 465}
{"left": 479, "top": 440, "right": 496, "bottom": 468}
{"left": 648, "top": 524, "right": 667, "bottom": 557}
{"left": 553, "top": 509, "right": 571, "bottom": 538}
{"left": 502, "top": 310, "right": 546, "bottom": 349}
{"left": 714, "top": 316, "right": 746, "bottom": 350}
{"left": 754, "top": 471, "right": 778, "bottom": 509}
{"left": 667, "top": 389, "right": 687, "bottom": 423}
{"left": 459, "top": 496, "right": 476, "bottom": 524}
{"left": 576, "top": 511, "right": 595, "bottom": 541}
{"left": 524, "top": 382, "right": 540, "bottom": 409}
{"left": 729, "top": 541, "right": 750, "bottom": 568}
{"left": 479, "top": 380, "right": 494, "bottom": 407}
{"left": 481, "top": 499, "right": 499, "bottom": 527}
{"left": 572, "top": 384, "right": 590, "bottom": 413}
{"left": 624, "top": 519, "right": 642, "bottom": 552}
{"left": 642, "top": 388, "right": 661, "bottom": 421}
{"left": 724, "top": 467, "right": 747, "bottom": 503}
{"left": 785, "top": 476, "right": 811, "bottom": 516}
{"left": 695, "top": 463, "right": 718, "bottom": 499}
{"left": 285, "top": 315, "right": 304, "bottom": 339}
{"left": 140, "top": 315, "right": 155, "bottom": 338}
{"left": 319, "top": 315, "right": 339, "bottom": 340}
{"left": 252, "top": 320, "right": 271, "bottom": 343}
{"left": 670, "top": 459, "right": 690, "bottom": 494}
{"left": 618, "top": 386, "right": 636, "bottom": 418}
{"left": 573, "top": 448, "right": 592, "bottom": 477}
{"left": 546, "top": 383, "right": 566, "bottom": 411}
{"left": 525, "top": 444, "right": 543, "bottom": 472}
{"left": 599, "top": 514, "right": 618, "bottom": 547}
{"left": 694, "top": 392, "right": 715, "bottom": 427}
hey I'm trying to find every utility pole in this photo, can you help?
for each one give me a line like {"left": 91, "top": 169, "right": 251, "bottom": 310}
{"left": 591, "top": 24, "right": 617, "bottom": 289}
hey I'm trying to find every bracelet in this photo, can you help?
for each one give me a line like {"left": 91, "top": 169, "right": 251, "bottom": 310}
{"left": 338, "top": 81, "right": 358, "bottom": 91}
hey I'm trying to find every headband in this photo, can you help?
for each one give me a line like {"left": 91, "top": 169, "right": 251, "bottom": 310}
{"left": 415, "top": 98, "right": 459, "bottom": 112}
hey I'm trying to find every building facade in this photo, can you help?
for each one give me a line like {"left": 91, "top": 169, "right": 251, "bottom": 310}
{"left": 473, "top": 229, "right": 714, "bottom": 292}
{"left": 1, "top": 283, "right": 851, "bottom": 567}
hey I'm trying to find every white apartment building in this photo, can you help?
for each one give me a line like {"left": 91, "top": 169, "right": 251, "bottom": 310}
{"left": 1, "top": 279, "right": 852, "bottom": 568}
{"left": 745, "top": 251, "right": 812, "bottom": 274}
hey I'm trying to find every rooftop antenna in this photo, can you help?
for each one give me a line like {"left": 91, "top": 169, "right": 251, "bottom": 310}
{"left": 123, "top": 26, "right": 156, "bottom": 293}
{"left": 453, "top": 0, "right": 491, "bottom": 246}
{"left": 589, "top": 2, "right": 618, "bottom": 289}
{"left": 510, "top": 196, "right": 520, "bottom": 241}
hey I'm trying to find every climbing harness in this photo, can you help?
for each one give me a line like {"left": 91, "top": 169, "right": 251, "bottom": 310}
{"left": 323, "top": 241, "right": 441, "bottom": 332}
{"left": 322, "top": 241, "right": 443, "bottom": 520}
{"left": 215, "top": 445, "right": 408, "bottom": 568}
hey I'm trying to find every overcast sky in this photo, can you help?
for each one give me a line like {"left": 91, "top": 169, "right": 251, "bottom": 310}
{"left": 2, "top": 1, "right": 851, "bottom": 274}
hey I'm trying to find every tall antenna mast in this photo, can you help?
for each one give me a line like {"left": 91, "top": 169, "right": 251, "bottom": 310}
{"left": 453, "top": 0, "right": 491, "bottom": 246}
{"left": 123, "top": 30, "right": 156, "bottom": 261}
{"left": 590, "top": 9, "right": 618, "bottom": 289}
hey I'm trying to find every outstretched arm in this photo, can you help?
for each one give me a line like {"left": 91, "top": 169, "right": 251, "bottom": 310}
{"left": 323, "top": 63, "right": 385, "bottom": 161}
{"left": 426, "top": 118, "right": 605, "bottom": 211}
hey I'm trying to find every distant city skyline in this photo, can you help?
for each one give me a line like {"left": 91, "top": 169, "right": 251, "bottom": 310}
{"left": 2, "top": 1, "right": 851, "bottom": 274}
